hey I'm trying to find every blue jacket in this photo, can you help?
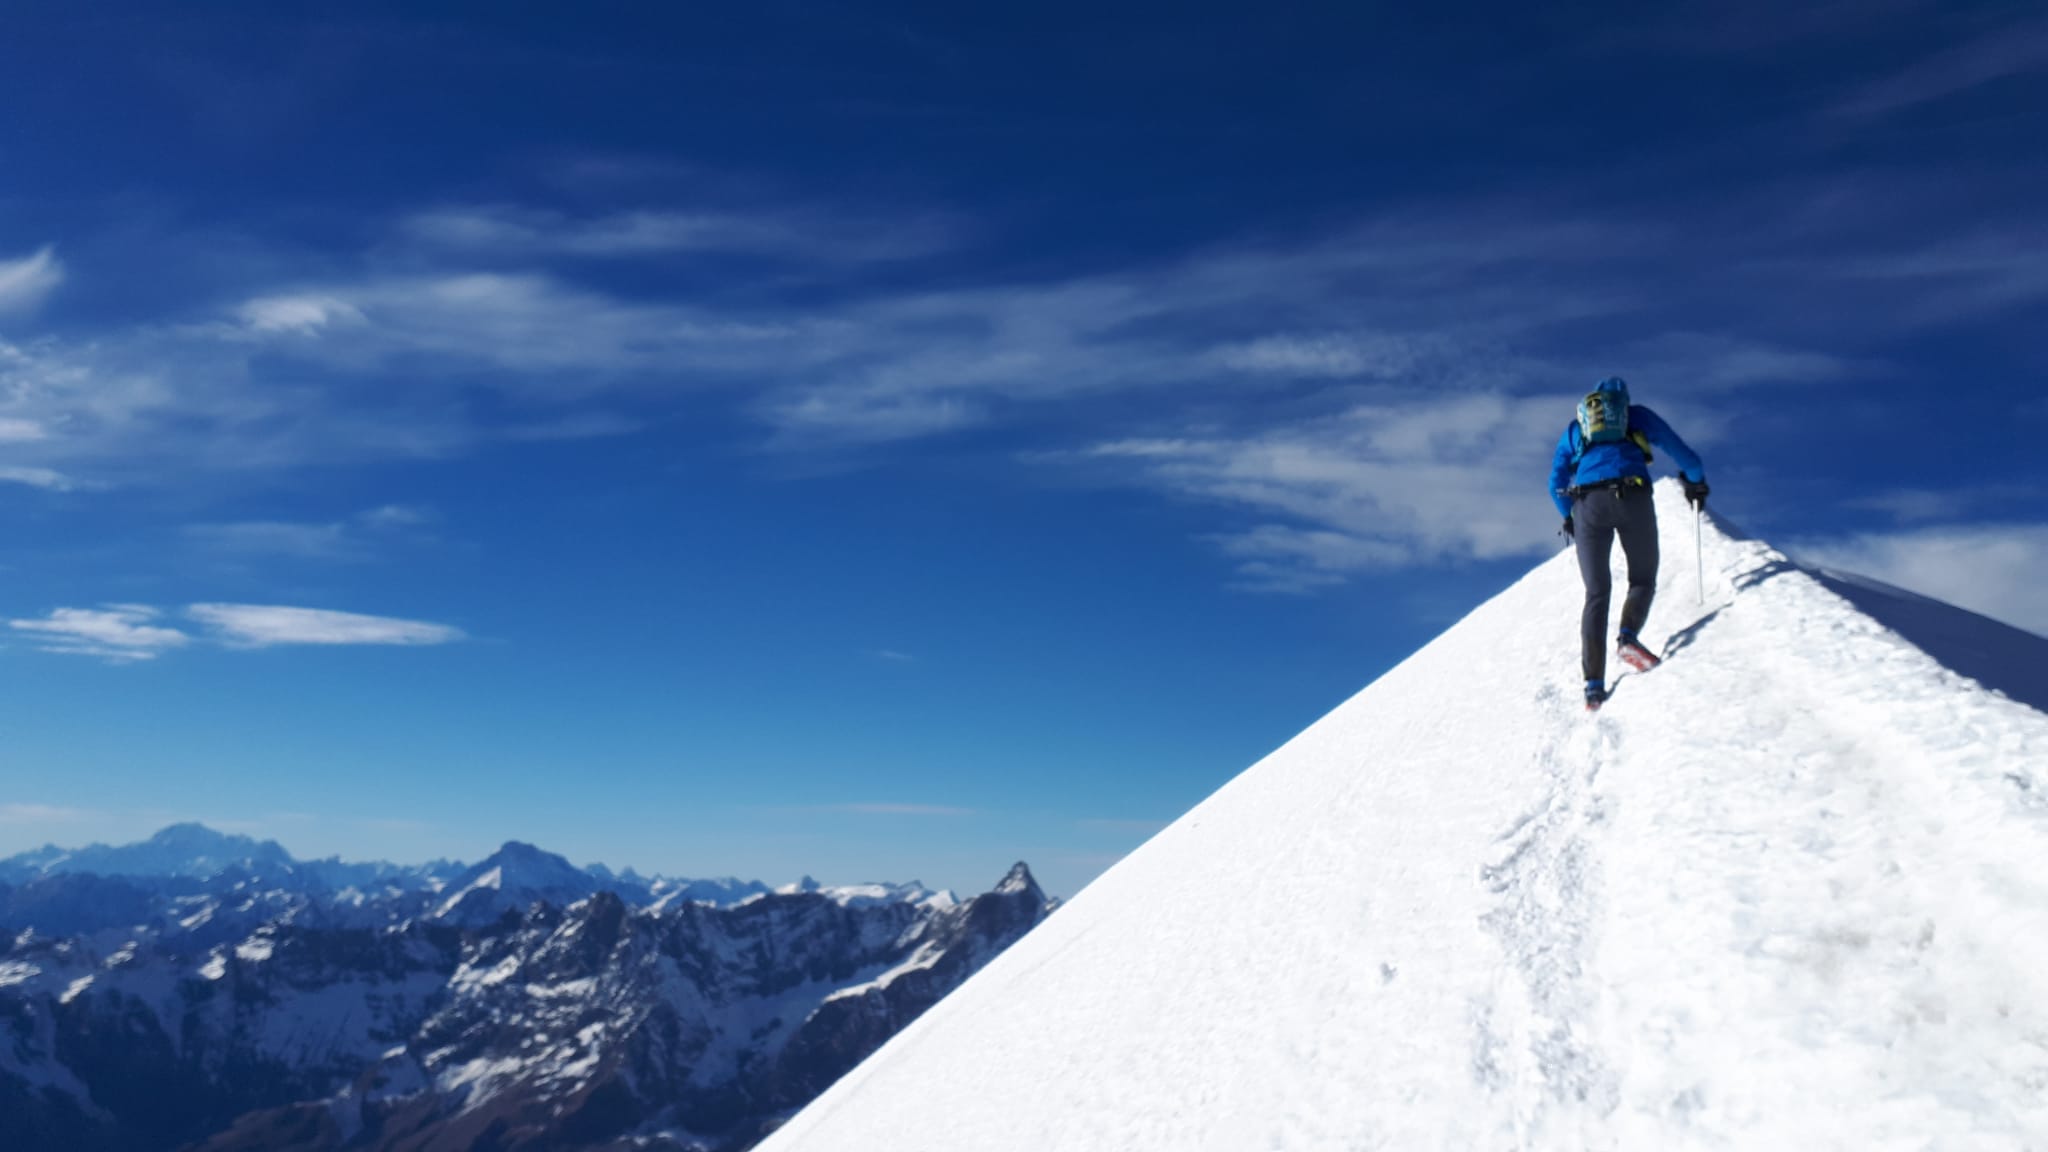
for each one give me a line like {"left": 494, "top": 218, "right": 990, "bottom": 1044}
{"left": 1549, "top": 405, "right": 1704, "bottom": 519}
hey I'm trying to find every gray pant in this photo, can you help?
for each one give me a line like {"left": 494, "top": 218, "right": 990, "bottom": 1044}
{"left": 1573, "top": 483, "right": 1659, "bottom": 683}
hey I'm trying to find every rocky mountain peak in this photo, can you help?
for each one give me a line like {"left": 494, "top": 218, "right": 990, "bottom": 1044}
{"left": 995, "top": 861, "right": 1043, "bottom": 900}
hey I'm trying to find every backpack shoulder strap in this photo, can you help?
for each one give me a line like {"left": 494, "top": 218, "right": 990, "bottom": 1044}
{"left": 1628, "top": 428, "right": 1654, "bottom": 464}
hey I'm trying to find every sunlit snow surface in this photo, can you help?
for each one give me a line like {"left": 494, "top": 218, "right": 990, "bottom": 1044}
{"left": 762, "top": 481, "right": 2048, "bottom": 1152}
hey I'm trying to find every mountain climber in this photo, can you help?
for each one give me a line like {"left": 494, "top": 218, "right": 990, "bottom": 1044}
{"left": 1549, "top": 376, "right": 1708, "bottom": 711}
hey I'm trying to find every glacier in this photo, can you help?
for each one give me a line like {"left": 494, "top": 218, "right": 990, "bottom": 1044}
{"left": 761, "top": 480, "right": 2048, "bottom": 1152}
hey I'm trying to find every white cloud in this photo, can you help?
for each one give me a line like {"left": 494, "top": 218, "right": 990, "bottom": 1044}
{"left": 0, "top": 803, "right": 93, "bottom": 825}
{"left": 1210, "top": 526, "right": 1420, "bottom": 594}
{"left": 186, "top": 603, "right": 464, "bottom": 647}
{"left": 8, "top": 605, "right": 192, "bottom": 662}
{"left": 184, "top": 506, "right": 436, "bottom": 561}
{"left": 765, "top": 387, "right": 979, "bottom": 443}
{"left": 1789, "top": 523, "right": 2048, "bottom": 636}
{"left": 1087, "top": 393, "right": 1571, "bottom": 587}
{"left": 186, "top": 520, "right": 355, "bottom": 558}
{"left": 0, "top": 417, "right": 49, "bottom": 442}
{"left": 1832, "top": 18, "right": 2048, "bottom": 118}
{"left": 236, "top": 294, "right": 365, "bottom": 334}
{"left": 0, "top": 336, "right": 197, "bottom": 477}
{"left": 8, "top": 602, "right": 465, "bottom": 658}
{"left": 1813, "top": 232, "right": 2048, "bottom": 319}
{"left": 232, "top": 272, "right": 799, "bottom": 381}
{"left": 0, "top": 247, "right": 63, "bottom": 313}
{"left": 358, "top": 504, "right": 433, "bottom": 529}
{"left": 0, "top": 184, "right": 2008, "bottom": 546}
{"left": 822, "top": 803, "right": 979, "bottom": 817}
{"left": 1211, "top": 333, "right": 1422, "bottom": 379}
{"left": 1847, "top": 488, "right": 1951, "bottom": 523}
{"left": 356, "top": 816, "right": 436, "bottom": 834}
{"left": 1611, "top": 331, "right": 1852, "bottom": 392}
{"left": 0, "top": 465, "right": 74, "bottom": 491}
{"left": 400, "top": 204, "right": 954, "bottom": 263}
{"left": 1844, "top": 484, "right": 2043, "bottom": 525}
{"left": 405, "top": 205, "right": 785, "bottom": 256}
{"left": 1077, "top": 817, "right": 1173, "bottom": 834}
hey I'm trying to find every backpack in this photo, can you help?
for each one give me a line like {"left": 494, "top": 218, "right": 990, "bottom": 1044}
{"left": 1577, "top": 377, "right": 1631, "bottom": 444}
{"left": 1571, "top": 378, "right": 1654, "bottom": 464}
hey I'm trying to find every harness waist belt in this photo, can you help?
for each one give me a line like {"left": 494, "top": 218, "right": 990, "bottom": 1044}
{"left": 1567, "top": 476, "right": 1648, "bottom": 499}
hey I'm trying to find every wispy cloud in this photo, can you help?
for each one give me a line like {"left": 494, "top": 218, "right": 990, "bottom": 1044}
{"left": 1588, "top": 0, "right": 1938, "bottom": 59}
{"left": 0, "top": 417, "right": 50, "bottom": 442}
{"left": 1609, "top": 331, "right": 1854, "bottom": 393}
{"left": 0, "top": 465, "right": 75, "bottom": 491}
{"left": 873, "top": 649, "right": 916, "bottom": 663}
{"left": 355, "top": 816, "right": 436, "bottom": 835}
{"left": 236, "top": 294, "right": 365, "bottom": 335}
{"left": 1848, "top": 488, "right": 1953, "bottom": 524}
{"left": 1790, "top": 523, "right": 2048, "bottom": 636}
{"left": 1077, "top": 817, "right": 1172, "bottom": 834}
{"left": 358, "top": 504, "right": 432, "bottom": 529}
{"left": 399, "top": 204, "right": 956, "bottom": 264}
{"left": 185, "top": 505, "right": 436, "bottom": 561}
{"left": 1, "top": 168, "right": 2032, "bottom": 586}
{"left": 186, "top": 604, "right": 465, "bottom": 648}
{"left": 1210, "top": 333, "right": 1424, "bottom": 380}
{"left": 8, "top": 605, "right": 191, "bottom": 663}
{"left": 815, "top": 803, "right": 980, "bottom": 817}
{"left": 0, "top": 179, "right": 2006, "bottom": 476}
{"left": 0, "top": 247, "right": 63, "bottom": 313}
{"left": 1832, "top": 18, "right": 2048, "bottom": 119}
{"left": 1807, "top": 231, "right": 2048, "bottom": 320}
{"left": 186, "top": 520, "right": 355, "bottom": 559}
{"left": 0, "top": 803, "right": 95, "bottom": 826}
{"left": 13, "top": 198, "right": 1881, "bottom": 581}
{"left": 1845, "top": 484, "right": 2043, "bottom": 524}
{"left": 9, "top": 602, "right": 464, "bottom": 661}
{"left": 1086, "top": 393, "right": 1569, "bottom": 589}
{"left": 230, "top": 272, "right": 803, "bottom": 379}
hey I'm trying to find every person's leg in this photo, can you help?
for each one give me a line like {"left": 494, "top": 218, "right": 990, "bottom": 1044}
{"left": 1615, "top": 486, "right": 1662, "bottom": 639}
{"left": 1573, "top": 496, "right": 1617, "bottom": 684}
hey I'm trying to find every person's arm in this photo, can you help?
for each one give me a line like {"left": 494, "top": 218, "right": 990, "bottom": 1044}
{"left": 1549, "top": 424, "right": 1579, "bottom": 520}
{"left": 1631, "top": 406, "right": 1704, "bottom": 482}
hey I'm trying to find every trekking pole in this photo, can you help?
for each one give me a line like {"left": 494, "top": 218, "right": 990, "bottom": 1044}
{"left": 1695, "top": 501, "right": 1705, "bottom": 606}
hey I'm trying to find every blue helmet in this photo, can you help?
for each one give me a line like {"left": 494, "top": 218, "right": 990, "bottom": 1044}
{"left": 1593, "top": 376, "right": 1630, "bottom": 407}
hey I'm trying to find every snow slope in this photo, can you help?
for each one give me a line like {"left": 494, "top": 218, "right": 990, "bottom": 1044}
{"left": 761, "top": 480, "right": 2048, "bottom": 1152}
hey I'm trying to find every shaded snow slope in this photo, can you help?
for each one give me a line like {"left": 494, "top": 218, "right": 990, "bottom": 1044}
{"left": 761, "top": 480, "right": 2048, "bottom": 1152}
{"left": 1802, "top": 565, "right": 2048, "bottom": 713}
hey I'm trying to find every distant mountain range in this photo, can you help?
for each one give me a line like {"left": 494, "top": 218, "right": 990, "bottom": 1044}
{"left": 0, "top": 824, "right": 1055, "bottom": 1151}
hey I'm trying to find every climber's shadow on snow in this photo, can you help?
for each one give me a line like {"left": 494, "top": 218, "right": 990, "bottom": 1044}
{"left": 1661, "top": 609, "right": 1724, "bottom": 659}
{"left": 1731, "top": 558, "right": 1798, "bottom": 591}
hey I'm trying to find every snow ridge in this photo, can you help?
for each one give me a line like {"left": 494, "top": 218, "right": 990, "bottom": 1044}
{"left": 761, "top": 480, "right": 2048, "bottom": 1152}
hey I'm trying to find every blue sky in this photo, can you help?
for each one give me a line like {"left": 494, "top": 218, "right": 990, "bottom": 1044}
{"left": 2, "top": 1, "right": 2044, "bottom": 897}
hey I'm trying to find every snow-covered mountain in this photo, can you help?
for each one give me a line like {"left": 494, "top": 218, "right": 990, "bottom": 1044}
{"left": 0, "top": 825, "right": 475, "bottom": 948}
{"left": 761, "top": 481, "right": 2048, "bottom": 1152}
{"left": 0, "top": 829, "right": 857, "bottom": 943}
{"left": 1, "top": 822, "right": 299, "bottom": 883}
{"left": 0, "top": 831, "right": 1056, "bottom": 1150}
{"left": 430, "top": 840, "right": 613, "bottom": 924}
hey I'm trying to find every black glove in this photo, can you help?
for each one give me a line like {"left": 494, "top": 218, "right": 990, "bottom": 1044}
{"left": 1561, "top": 515, "right": 1575, "bottom": 543}
{"left": 1683, "top": 479, "right": 1710, "bottom": 510}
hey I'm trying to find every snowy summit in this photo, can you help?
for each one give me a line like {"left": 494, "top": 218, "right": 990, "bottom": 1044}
{"left": 761, "top": 480, "right": 2048, "bottom": 1151}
